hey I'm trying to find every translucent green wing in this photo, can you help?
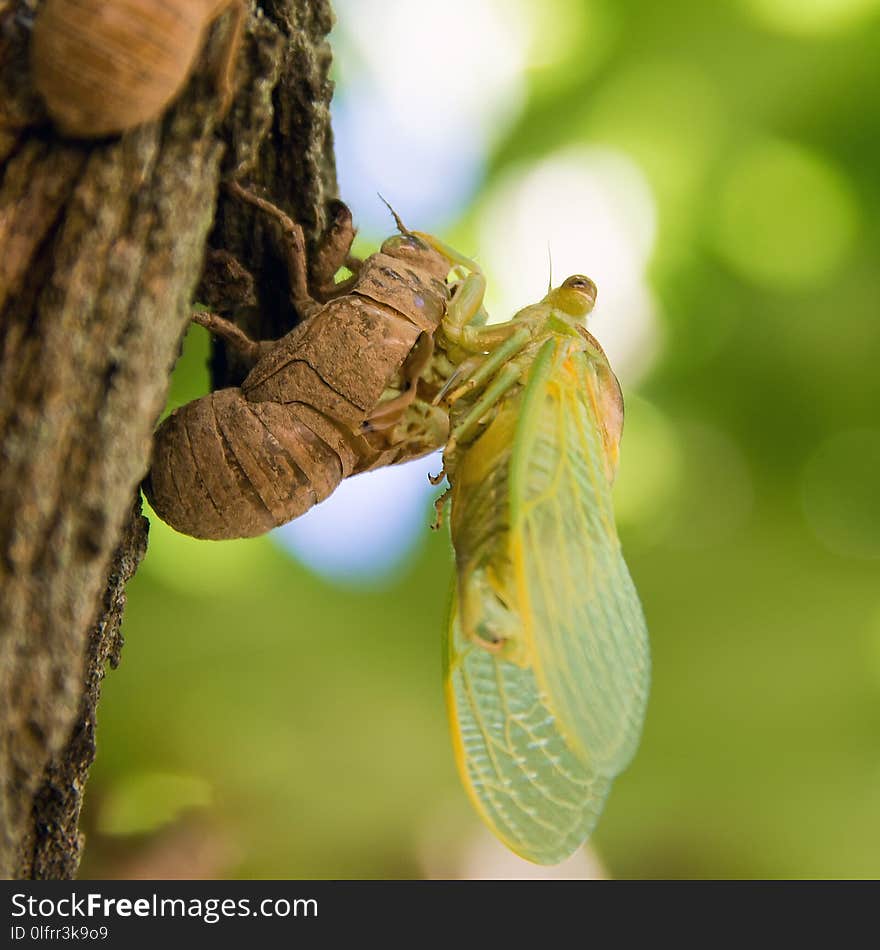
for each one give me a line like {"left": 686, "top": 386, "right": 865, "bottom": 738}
{"left": 510, "top": 342, "right": 650, "bottom": 776}
{"left": 444, "top": 588, "right": 611, "bottom": 865}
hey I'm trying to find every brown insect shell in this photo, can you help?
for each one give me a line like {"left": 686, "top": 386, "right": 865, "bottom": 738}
{"left": 32, "top": 0, "right": 230, "bottom": 138}
{"left": 242, "top": 252, "right": 450, "bottom": 418}
{"left": 145, "top": 245, "right": 454, "bottom": 540}
{"left": 145, "top": 388, "right": 365, "bottom": 540}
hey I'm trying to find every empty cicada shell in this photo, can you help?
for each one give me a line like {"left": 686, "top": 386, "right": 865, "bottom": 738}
{"left": 31, "top": 0, "right": 244, "bottom": 137}
{"left": 144, "top": 188, "right": 471, "bottom": 540}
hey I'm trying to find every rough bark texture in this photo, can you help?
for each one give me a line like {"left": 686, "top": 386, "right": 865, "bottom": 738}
{"left": 0, "top": 0, "right": 337, "bottom": 879}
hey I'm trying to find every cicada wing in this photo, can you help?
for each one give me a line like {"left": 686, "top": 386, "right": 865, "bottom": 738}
{"left": 510, "top": 347, "right": 650, "bottom": 777}
{"left": 444, "top": 586, "right": 611, "bottom": 865}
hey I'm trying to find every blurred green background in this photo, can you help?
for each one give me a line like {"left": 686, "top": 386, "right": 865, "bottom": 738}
{"left": 80, "top": 0, "right": 880, "bottom": 879}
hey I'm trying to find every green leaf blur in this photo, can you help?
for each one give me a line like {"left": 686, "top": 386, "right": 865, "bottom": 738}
{"left": 81, "top": 0, "right": 880, "bottom": 879}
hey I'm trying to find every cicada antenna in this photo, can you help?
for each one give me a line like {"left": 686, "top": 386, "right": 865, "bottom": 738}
{"left": 377, "top": 193, "right": 412, "bottom": 236}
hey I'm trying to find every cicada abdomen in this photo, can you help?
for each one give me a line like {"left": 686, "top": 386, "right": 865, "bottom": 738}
{"left": 145, "top": 389, "right": 362, "bottom": 540}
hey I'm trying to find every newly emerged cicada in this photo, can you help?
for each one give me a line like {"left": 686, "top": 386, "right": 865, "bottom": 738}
{"left": 403, "top": 240, "right": 651, "bottom": 865}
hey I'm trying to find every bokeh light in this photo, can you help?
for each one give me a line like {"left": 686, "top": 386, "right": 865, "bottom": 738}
{"left": 273, "top": 453, "right": 442, "bottom": 584}
{"left": 141, "top": 506, "right": 270, "bottom": 596}
{"left": 662, "top": 422, "right": 754, "bottom": 550}
{"left": 613, "top": 396, "right": 683, "bottom": 547}
{"left": 801, "top": 429, "right": 880, "bottom": 559}
{"left": 478, "top": 147, "right": 660, "bottom": 382}
{"left": 869, "top": 606, "right": 880, "bottom": 682}
{"left": 97, "top": 772, "right": 212, "bottom": 837}
{"left": 741, "top": 0, "right": 880, "bottom": 36}
{"left": 332, "top": 0, "right": 530, "bottom": 232}
{"left": 420, "top": 825, "right": 607, "bottom": 880}
{"left": 518, "top": 0, "right": 616, "bottom": 74}
{"left": 712, "top": 138, "right": 858, "bottom": 291}
{"left": 585, "top": 61, "right": 725, "bottom": 249}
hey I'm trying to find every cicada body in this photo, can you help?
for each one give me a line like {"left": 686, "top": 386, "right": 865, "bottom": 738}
{"left": 430, "top": 273, "right": 650, "bottom": 864}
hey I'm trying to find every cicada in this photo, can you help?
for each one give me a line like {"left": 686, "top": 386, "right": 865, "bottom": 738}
{"left": 414, "top": 249, "right": 651, "bottom": 865}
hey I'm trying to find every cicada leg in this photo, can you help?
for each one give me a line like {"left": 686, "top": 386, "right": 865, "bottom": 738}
{"left": 459, "top": 570, "right": 519, "bottom": 655}
{"left": 399, "top": 400, "right": 450, "bottom": 458}
{"left": 444, "top": 326, "right": 532, "bottom": 405}
{"left": 431, "top": 486, "right": 451, "bottom": 530}
{"left": 464, "top": 630, "right": 507, "bottom": 655}
{"left": 409, "top": 231, "right": 494, "bottom": 352}
{"left": 362, "top": 331, "right": 435, "bottom": 433}
{"left": 191, "top": 310, "right": 274, "bottom": 365}
{"left": 445, "top": 360, "right": 526, "bottom": 454}
{"left": 440, "top": 274, "right": 531, "bottom": 364}
{"left": 433, "top": 354, "right": 484, "bottom": 405}
{"left": 443, "top": 319, "right": 523, "bottom": 354}
{"left": 308, "top": 199, "right": 361, "bottom": 301}
{"left": 412, "top": 231, "right": 482, "bottom": 279}
{"left": 444, "top": 272, "right": 487, "bottom": 330}
{"left": 225, "top": 182, "right": 324, "bottom": 319}
{"left": 462, "top": 608, "right": 510, "bottom": 654}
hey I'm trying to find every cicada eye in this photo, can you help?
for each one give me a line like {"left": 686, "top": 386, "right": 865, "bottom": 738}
{"left": 550, "top": 275, "right": 598, "bottom": 316}
{"left": 563, "top": 275, "right": 598, "bottom": 296}
{"left": 381, "top": 233, "right": 429, "bottom": 257}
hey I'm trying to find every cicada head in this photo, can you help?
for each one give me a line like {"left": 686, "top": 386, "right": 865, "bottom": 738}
{"left": 545, "top": 275, "right": 598, "bottom": 323}
{"left": 380, "top": 232, "right": 453, "bottom": 283}
{"left": 376, "top": 196, "right": 455, "bottom": 282}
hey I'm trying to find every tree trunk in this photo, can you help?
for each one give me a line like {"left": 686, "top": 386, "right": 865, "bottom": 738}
{"left": 0, "top": 0, "right": 337, "bottom": 879}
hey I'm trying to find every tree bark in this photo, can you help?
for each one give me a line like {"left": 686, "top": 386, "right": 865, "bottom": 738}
{"left": 0, "top": 0, "right": 337, "bottom": 879}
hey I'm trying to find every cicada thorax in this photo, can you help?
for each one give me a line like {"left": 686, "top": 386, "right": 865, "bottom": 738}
{"left": 146, "top": 235, "right": 459, "bottom": 540}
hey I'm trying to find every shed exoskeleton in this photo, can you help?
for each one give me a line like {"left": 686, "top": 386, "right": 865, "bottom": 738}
{"left": 145, "top": 185, "right": 477, "bottom": 540}
{"left": 31, "top": 0, "right": 245, "bottom": 138}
